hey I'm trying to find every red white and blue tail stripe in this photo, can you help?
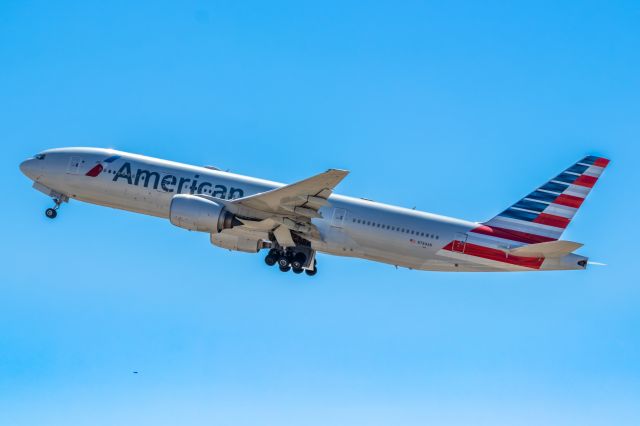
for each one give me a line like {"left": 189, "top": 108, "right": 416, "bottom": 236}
{"left": 475, "top": 155, "right": 610, "bottom": 244}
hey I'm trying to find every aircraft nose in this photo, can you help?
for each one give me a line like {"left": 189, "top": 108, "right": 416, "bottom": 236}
{"left": 19, "top": 158, "right": 38, "bottom": 179}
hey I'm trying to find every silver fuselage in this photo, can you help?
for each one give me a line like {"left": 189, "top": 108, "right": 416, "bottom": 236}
{"left": 20, "top": 148, "right": 586, "bottom": 272}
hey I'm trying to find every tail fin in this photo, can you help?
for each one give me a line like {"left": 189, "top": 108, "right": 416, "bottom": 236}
{"left": 475, "top": 156, "right": 610, "bottom": 244}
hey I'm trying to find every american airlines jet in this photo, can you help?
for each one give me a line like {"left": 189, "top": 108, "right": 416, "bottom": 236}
{"left": 19, "top": 148, "right": 608, "bottom": 275}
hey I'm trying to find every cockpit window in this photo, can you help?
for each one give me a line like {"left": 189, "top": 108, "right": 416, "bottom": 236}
{"left": 34, "top": 154, "right": 46, "bottom": 160}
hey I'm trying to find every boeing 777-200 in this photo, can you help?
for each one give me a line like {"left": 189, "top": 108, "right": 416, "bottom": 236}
{"left": 19, "top": 148, "right": 609, "bottom": 275}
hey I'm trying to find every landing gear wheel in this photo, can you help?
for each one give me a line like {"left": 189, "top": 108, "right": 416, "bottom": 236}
{"left": 305, "top": 268, "right": 317, "bottom": 276}
{"left": 45, "top": 208, "right": 57, "bottom": 219}
{"left": 292, "top": 267, "right": 304, "bottom": 274}
{"left": 264, "top": 254, "right": 277, "bottom": 266}
{"left": 291, "top": 253, "right": 307, "bottom": 270}
{"left": 279, "top": 265, "right": 291, "bottom": 273}
{"left": 277, "top": 256, "right": 290, "bottom": 268}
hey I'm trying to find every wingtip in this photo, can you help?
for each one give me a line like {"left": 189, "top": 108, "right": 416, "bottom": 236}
{"left": 328, "top": 168, "right": 350, "bottom": 175}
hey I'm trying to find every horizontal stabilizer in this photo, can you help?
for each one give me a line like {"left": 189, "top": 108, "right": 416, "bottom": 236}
{"left": 508, "top": 240, "right": 583, "bottom": 258}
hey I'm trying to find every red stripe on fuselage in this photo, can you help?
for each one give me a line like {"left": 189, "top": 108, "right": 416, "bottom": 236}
{"left": 442, "top": 241, "right": 544, "bottom": 269}
{"left": 470, "top": 225, "right": 555, "bottom": 244}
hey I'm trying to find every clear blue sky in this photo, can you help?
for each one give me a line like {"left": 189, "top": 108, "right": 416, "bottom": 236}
{"left": 1, "top": 1, "right": 639, "bottom": 425}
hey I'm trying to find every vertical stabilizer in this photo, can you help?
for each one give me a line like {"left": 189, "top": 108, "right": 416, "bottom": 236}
{"left": 474, "top": 156, "right": 609, "bottom": 244}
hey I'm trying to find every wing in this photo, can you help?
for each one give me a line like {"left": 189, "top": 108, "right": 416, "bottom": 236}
{"left": 234, "top": 169, "right": 348, "bottom": 214}
{"left": 224, "top": 169, "right": 349, "bottom": 246}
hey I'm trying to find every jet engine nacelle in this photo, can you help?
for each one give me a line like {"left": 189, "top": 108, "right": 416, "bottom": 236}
{"left": 169, "top": 194, "right": 235, "bottom": 233}
{"left": 210, "top": 233, "right": 267, "bottom": 253}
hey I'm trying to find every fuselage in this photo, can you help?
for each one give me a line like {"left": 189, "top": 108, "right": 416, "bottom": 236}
{"left": 19, "top": 147, "right": 588, "bottom": 272}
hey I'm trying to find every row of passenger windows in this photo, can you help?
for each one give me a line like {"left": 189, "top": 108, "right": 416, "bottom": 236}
{"left": 352, "top": 218, "right": 439, "bottom": 239}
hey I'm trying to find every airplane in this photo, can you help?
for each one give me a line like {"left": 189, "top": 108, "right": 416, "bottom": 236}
{"left": 19, "top": 148, "right": 609, "bottom": 275}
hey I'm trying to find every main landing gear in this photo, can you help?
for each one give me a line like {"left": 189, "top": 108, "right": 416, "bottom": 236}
{"left": 45, "top": 198, "right": 63, "bottom": 219}
{"left": 265, "top": 248, "right": 318, "bottom": 276}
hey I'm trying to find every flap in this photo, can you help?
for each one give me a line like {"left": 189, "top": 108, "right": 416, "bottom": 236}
{"left": 273, "top": 225, "right": 296, "bottom": 247}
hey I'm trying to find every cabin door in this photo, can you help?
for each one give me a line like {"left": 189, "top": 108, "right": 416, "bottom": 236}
{"left": 67, "top": 156, "right": 83, "bottom": 175}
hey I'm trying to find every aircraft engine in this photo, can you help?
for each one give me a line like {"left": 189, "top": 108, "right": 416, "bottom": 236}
{"left": 210, "top": 233, "right": 267, "bottom": 253}
{"left": 169, "top": 194, "right": 236, "bottom": 233}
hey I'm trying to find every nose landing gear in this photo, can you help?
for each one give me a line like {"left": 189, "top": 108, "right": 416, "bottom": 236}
{"left": 45, "top": 198, "right": 63, "bottom": 219}
{"left": 33, "top": 184, "right": 68, "bottom": 220}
